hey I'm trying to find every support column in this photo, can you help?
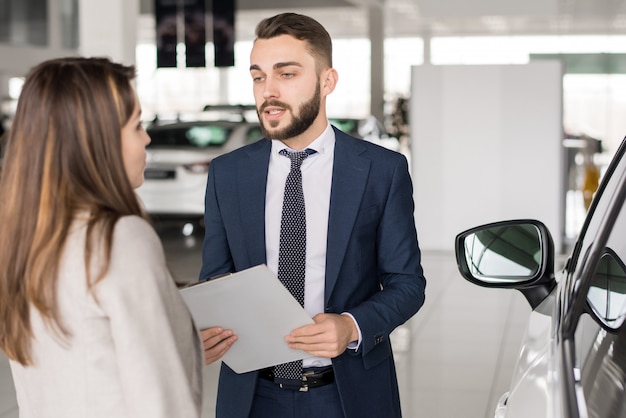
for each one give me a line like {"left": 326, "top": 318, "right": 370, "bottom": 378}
{"left": 0, "top": 72, "right": 11, "bottom": 128}
{"left": 48, "top": 0, "right": 62, "bottom": 50}
{"left": 423, "top": 29, "right": 432, "bottom": 65}
{"left": 219, "top": 68, "right": 229, "bottom": 104}
{"left": 368, "top": 3, "right": 384, "bottom": 122}
{"left": 79, "top": 0, "right": 139, "bottom": 65}
{"left": 0, "top": 73, "right": 10, "bottom": 101}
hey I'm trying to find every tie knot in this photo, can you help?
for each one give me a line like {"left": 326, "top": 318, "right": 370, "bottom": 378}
{"left": 279, "top": 148, "right": 316, "bottom": 169}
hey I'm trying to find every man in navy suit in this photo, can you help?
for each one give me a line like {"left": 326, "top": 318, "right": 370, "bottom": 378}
{"left": 199, "top": 12, "right": 426, "bottom": 418}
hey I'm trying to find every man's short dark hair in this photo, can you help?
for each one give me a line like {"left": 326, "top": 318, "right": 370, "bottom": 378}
{"left": 255, "top": 12, "right": 333, "bottom": 71}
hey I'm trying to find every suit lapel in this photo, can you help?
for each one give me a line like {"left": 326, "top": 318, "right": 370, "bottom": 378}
{"left": 325, "top": 131, "right": 370, "bottom": 301}
{"left": 237, "top": 140, "right": 271, "bottom": 266}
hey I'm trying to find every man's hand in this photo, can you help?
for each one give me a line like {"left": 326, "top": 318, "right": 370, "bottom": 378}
{"left": 285, "top": 313, "right": 358, "bottom": 358}
{"left": 200, "top": 327, "right": 237, "bottom": 365}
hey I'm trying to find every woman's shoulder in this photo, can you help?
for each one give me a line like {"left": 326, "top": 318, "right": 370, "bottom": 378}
{"left": 103, "top": 216, "right": 171, "bottom": 288}
{"left": 114, "top": 214, "right": 153, "bottom": 232}
{"left": 114, "top": 214, "right": 154, "bottom": 233}
{"left": 111, "top": 215, "right": 164, "bottom": 260}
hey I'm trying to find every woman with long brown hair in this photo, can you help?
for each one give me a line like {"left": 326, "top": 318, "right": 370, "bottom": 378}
{"left": 0, "top": 57, "right": 202, "bottom": 417}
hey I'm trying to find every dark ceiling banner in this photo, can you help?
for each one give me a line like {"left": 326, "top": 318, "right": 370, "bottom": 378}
{"left": 184, "top": 0, "right": 206, "bottom": 67}
{"left": 212, "top": 0, "right": 235, "bottom": 67}
{"left": 156, "top": 0, "right": 233, "bottom": 68}
{"left": 155, "top": 0, "right": 178, "bottom": 68}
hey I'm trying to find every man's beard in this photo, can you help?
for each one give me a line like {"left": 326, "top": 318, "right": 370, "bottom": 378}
{"left": 257, "top": 82, "right": 321, "bottom": 141}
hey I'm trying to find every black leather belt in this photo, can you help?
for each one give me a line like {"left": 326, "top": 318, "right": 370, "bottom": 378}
{"left": 258, "top": 367, "right": 335, "bottom": 392}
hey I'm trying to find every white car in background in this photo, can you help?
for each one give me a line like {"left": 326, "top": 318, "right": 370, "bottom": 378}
{"left": 455, "top": 135, "right": 626, "bottom": 417}
{"left": 136, "top": 108, "right": 262, "bottom": 225}
{"left": 137, "top": 110, "right": 400, "bottom": 228}
{"left": 329, "top": 115, "right": 400, "bottom": 151}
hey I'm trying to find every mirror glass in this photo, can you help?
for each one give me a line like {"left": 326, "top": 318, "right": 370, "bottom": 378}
{"left": 463, "top": 224, "right": 542, "bottom": 283}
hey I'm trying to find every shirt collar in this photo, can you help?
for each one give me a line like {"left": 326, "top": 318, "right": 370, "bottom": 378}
{"left": 272, "top": 123, "right": 335, "bottom": 156}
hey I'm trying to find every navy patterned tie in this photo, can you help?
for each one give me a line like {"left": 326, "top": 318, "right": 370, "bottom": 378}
{"left": 273, "top": 148, "right": 315, "bottom": 381}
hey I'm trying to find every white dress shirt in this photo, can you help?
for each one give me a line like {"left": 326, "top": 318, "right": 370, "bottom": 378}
{"left": 265, "top": 124, "right": 335, "bottom": 367}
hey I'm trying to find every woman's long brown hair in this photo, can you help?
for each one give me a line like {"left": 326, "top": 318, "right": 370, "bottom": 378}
{"left": 0, "top": 57, "right": 147, "bottom": 365}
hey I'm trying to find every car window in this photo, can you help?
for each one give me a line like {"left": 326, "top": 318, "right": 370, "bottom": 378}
{"left": 570, "top": 139, "right": 626, "bottom": 416}
{"left": 579, "top": 317, "right": 626, "bottom": 417}
{"left": 587, "top": 249, "right": 626, "bottom": 329}
{"left": 148, "top": 125, "right": 232, "bottom": 148}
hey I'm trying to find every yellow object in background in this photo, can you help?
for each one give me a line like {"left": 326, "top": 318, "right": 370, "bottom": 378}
{"left": 582, "top": 162, "right": 600, "bottom": 210}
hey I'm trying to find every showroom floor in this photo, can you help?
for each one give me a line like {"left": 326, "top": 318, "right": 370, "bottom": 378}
{"left": 0, "top": 221, "right": 542, "bottom": 418}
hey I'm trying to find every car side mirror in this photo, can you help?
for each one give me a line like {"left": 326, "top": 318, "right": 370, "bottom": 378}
{"left": 455, "top": 219, "right": 557, "bottom": 310}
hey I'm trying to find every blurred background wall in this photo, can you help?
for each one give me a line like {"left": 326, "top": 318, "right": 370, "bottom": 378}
{"left": 2, "top": 0, "right": 625, "bottom": 247}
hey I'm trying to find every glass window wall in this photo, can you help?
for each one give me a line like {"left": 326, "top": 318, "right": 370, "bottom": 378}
{"left": 0, "top": 0, "right": 48, "bottom": 46}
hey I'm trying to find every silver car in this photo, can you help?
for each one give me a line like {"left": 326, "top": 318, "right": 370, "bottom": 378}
{"left": 136, "top": 118, "right": 262, "bottom": 223}
{"left": 455, "top": 136, "right": 626, "bottom": 417}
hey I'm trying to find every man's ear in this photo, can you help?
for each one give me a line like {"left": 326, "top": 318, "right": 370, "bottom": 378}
{"left": 321, "top": 68, "right": 338, "bottom": 95}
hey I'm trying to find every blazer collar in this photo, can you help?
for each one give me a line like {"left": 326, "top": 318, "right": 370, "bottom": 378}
{"left": 237, "top": 139, "right": 271, "bottom": 266}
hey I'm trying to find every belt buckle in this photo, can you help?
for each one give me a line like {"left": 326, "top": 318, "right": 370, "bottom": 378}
{"left": 277, "top": 382, "right": 308, "bottom": 392}
{"left": 299, "top": 370, "right": 316, "bottom": 392}
{"left": 278, "top": 379, "right": 309, "bottom": 392}
{"left": 276, "top": 372, "right": 310, "bottom": 392}
{"left": 299, "top": 371, "right": 313, "bottom": 392}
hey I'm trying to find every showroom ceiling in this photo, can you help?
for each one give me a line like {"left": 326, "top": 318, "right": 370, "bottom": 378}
{"left": 239, "top": 0, "right": 626, "bottom": 38}
{"left": 141, "top": 0, "right": 626, "bottom": 39}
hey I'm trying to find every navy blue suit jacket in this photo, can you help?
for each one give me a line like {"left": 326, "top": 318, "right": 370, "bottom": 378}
{"left": 199, "top": 127, "right": 426, "bottom": 417}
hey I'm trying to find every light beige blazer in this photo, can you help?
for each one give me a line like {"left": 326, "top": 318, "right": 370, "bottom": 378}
{"left": 9, "top": 216, "right": 203, "bottom": 418}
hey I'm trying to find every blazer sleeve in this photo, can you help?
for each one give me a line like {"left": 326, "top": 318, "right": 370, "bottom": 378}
{"left": 95, "top": 216, "right": 203, "bottom": 418}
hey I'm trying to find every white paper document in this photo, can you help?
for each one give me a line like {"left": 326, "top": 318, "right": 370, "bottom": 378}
{"left": 179, "top": 264, "right": 314, "bottom": 374}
